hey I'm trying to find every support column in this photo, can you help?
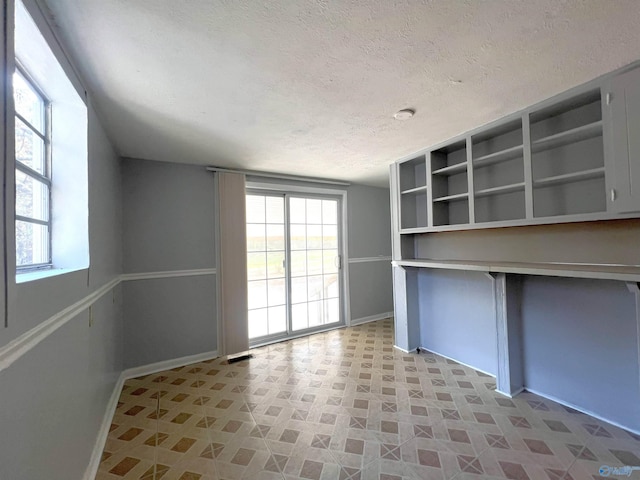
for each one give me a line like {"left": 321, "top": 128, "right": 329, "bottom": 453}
{"left": 392, "top": 265, "right": 420, "bottom": 353}
{"left": 489, "top": 273, "right": 524, "bottom": 397}
{"left": 626, "top": 282, "right": 640, "bottom": 398}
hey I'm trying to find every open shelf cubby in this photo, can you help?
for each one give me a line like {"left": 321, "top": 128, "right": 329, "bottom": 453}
{"left": 399, "top": 155, "right": 427, "bottom": 193}
{"left": 475, "top": 189, "right": 526, "bottom": 223}
{"left": 471, "top": 120, "right": 526, "bottom": 223}
{"left": 533, "top": 175, "right": 606, "bottom": 217}
{"left": 530, "top": 90, "right": 602, "bottom": 145}
{"left": 431, "top": 140, "right": 468, "bottom": 202}
{"left": 400, "top": 190, "right": 428, "bottom": 230}
{"left": 433, "top": 197, "right": 469, "bottom": 226}
{"left": 472, "top": 119, "right": 524, "bottom": 166}
{"left": 530, "top": 89, "right": 605, "bottom": 218}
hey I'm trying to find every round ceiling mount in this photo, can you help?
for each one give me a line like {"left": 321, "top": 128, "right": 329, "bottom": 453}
{"left": 393, "top": 108, "right": 415, "bottom": 120}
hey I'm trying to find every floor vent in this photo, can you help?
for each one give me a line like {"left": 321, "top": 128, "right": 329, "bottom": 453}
{"left": 226, "top": 354, "right": 254, "bottom": 364}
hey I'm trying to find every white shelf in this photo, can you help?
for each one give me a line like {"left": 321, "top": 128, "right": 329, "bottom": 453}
{"left": 531, "top": 121, "right": 603, "bottom": 154}
{"left": 432, "top": 192, "right": 469, "bottom": 203}
{"left": 431, "top": 162, "right": 467, "bottom": 176}
{"left": 473, "top": 145, "right": 524, "bottom": 168}
{"left": 533, "top": 167, "right": 605, "bottom": 188}
{"left": 475, "top": 182, "right": 525, "bottom": 198}
{"left": 401, "top": 185, "right": 428, "bottom": 195}
{"left": 393, "top": 258, "right": 640, "bottom": 282}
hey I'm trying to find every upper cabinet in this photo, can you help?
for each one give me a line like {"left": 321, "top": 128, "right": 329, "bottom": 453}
{"left": 390, "top": 63, "right": 640, "bottom": 237}
{"left": 606, "top": 67, "right": 640, "bottom": 214}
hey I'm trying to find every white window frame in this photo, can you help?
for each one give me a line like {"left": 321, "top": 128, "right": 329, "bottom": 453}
{"left": 14, "top": 65, "right": 52, "bottom": 271}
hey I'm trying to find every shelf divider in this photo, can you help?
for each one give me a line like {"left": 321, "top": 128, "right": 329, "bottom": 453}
{"left": 531, "top": 120, "right": 603, "bottom": 154}
{"left": 533, "top": 167, "right": 605, "bottom": 188}
{"left": 401, "top": 185, "right": 428, "bottom": 195}
{"left": 432, "top": 192, "right": 469, "bottom": 203}
{"left": 475, "top": 182, "right": 526, "bottom": 198}
{"left": 431, "top": 162, "right": 467, "bottom": 176}
{"left": 473, "top": 145, "right": 524, "bottom": 168}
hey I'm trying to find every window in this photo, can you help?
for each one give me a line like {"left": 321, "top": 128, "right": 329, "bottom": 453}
{"left": 13, "top": 0, "right": 89, "bottom": 280}
{"left": 14, "top": 69, "right": 51, "bottom": 270}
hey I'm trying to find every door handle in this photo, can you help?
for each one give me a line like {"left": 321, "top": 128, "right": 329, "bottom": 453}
{"left": 334, "top": 255, "right": 342, "bottom": 269}
{"left": 611, "top": 188, "right": 617, "bottom": 202}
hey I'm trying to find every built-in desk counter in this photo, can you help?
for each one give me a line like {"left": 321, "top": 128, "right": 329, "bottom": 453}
{"left": 391, "top": 260, "right": 640, "bottom": 434}
{"left": 393, "top": 258, "right": 640, "bottom": 283}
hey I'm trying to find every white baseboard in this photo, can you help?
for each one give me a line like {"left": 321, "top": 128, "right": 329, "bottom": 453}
{"left": 83, "top": 372, "right": 125, "bottom": 480}
{"left": 122, "top": 349, "right": 219, "bottom": 380}
{"left": 418, "top": 346, "right": 496, "bottom": 378}
{"left": 350, "top": 311, "right": 393, "bottom": 326}
{"left": 84, "top": 349, "right": 219, "bottom": 480}
{"left": 525, "top": 387, "right": 640, "bottom": 437}
{"left": 496, "top": 386, "right": 525, "bottom": 398}
{"left": 393, "top": 345, "right": 417, "bottom": 354}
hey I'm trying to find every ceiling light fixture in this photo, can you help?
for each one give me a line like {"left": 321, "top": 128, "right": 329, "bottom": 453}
{"left": 394, "top": 108, "right": 415, "bottom": 120}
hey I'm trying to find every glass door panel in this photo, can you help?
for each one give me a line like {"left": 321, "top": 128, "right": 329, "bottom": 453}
{"left": 289, "top": 197, "right": 340, "bottom": 332}
{"left": 246, "top": 194, "right": 287, "bottom": 339}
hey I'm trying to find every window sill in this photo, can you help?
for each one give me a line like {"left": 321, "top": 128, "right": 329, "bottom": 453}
{"left": 16, "top": 267, "right": 87, "bottom": 284}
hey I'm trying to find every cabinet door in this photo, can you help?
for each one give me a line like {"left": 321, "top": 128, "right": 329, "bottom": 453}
{"left": 607, "top": 67, "right": 640, "bottom": 213}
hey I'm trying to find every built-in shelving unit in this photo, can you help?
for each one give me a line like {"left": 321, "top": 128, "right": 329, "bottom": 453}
{"left": 389, "top": 63, "right": 640, "bottom": 435}
{"left": 391, "top": 81, "right": 633, "bottom": 238}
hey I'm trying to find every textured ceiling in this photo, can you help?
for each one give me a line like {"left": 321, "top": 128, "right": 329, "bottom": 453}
{"left": 42, "top": 0, "right": 640, "bottom": 187}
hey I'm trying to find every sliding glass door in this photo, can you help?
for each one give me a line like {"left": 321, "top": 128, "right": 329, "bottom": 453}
{"left": 246, "top": 192, "right": 343, "bottom": 343}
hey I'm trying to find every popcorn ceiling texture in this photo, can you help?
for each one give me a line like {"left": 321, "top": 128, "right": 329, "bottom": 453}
{"left": 43, "top": 0, "right": 640, "bottom": 186}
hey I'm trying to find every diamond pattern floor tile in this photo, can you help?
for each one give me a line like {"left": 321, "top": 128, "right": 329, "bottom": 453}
{"left": 96, "top": 319, "right": 640, "bottom": 480}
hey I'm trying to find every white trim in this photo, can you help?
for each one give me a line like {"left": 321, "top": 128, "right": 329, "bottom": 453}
{"left": 16, "top": 266, "right": 86, "bottom": 284}
{"left": 393, "top": 345, "right": 417, "bottom": 354}
{"left": 247, "top": 181, "right": 346, "bottom": 196}
{"left": 82, "top": 372, "right": 125, "bottom": 480}
{"left": 418, "top": 346, "right": 497, "bottom": 378}
{"left": 350, "top": 311, "right": 393, "bottom": 326}
{"left": 496, "top": 387, "right": 525, "bottom": 399}
{"left": 625, "top": 282, "right": 640, "bottom": 398}
{"left": 0, "top": 276, "right": 119, "bottom": 373}
{"left": 120, "top": 268, "right": 216, "bottom": 282}
{"left": 207, "top": 166, "right": 350, "bottom": 186}
{"left": 0, "top": 268, "right": 220, "bottom": 373}
{"left": 250, "top": 325, "right": 347, "bottom": 349}
{"left": 349, "top": 256, "right": 392, "bottom": 264}
{"left": 121, "top": 349, "right": 219, "bottom": 380}
{"left": 525, "top": 387, "right": 640, "bottom": 437}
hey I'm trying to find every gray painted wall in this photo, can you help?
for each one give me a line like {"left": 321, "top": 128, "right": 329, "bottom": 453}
{"left": 417, "top": 269, "right": 497, "bottom": 375}
{"left": 347, "top": 184, "right": 393, "bottom": 321}
{"left": 122, "top": 159, "right": 216, "bottom": 273}
{"left": 347, "top": 184, "right": 392, "bottom": 258}
{"left": 349, "top": 261, "right": 393, "bottom": 320}
{"left": 121, "top": 166, "right": 393, "bottom": 364}
{"left": 123, "top": 276, "right": 217, "bottom": 368}
{"left": 121, "top": 159, "right": 217, "bottom": 368}
{"left": 0, "top": 104, "right": 123, "bottom": 480}
{"left": 415, "top": 219, "right": 640, "bottom": 264}
{"left": 521, "top": 276, "right": 640, "bottom": 431}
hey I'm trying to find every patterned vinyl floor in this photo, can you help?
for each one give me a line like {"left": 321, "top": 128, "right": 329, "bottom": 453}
{"left": 96, "top": 319, "right": 640, "bottom": 480}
